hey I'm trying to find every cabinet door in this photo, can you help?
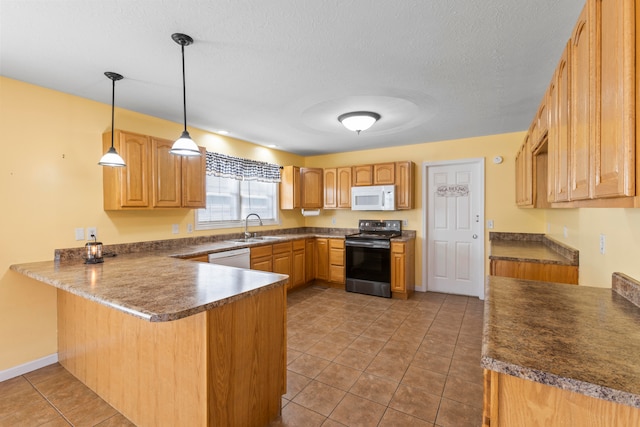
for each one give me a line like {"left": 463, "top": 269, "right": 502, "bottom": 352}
{"left": 323, "top": 168, "right": 337, "bottom": 209}
{"left": 547, "top": 76, "right": 558, "bottom": 203}
{"left": 554, "top": 42, "right": 571, "bottom": 202}
{"left": 337, "top": 167, "right": 352, "bottom": 208}
{"left": 280, "top": 166, "right": 300, "bottom": 210}
{"left": 273, "top": 252, "right": 291, "bottom": 276}
{"left": 373, "top": 163, "right": 395, "bottom": 185}
{"left": 328, "top": 239, "right": 345, "bottom": 284}
{"left": 305, "top": 239, "right": 315, "bottom": 283}
{"left": 395, "top": 161, "right": 414, "bottom": 209}
{"left": 391, "top": 252, "right": 406, "bottom": 293}
{"left": 594, "top": 0, "right": 635, "bottom": 198}
{"left": 315, "top": 238, "right": 329, "bottom": 281}
{"left": 569, "top": 3, "right": 593, "bottom": 201}
{"left": 118, "top": 131, "right": 150, "bottom": 208}
{"left": 151, "top": 137, "right": 181, "bottom": 208}
{"left": 292, "top": 240, "right": 306, "bottom": 288}
{"left": 300, "top": 168, "right": 323, "bottom": 208}
{"left": 182, "top": 146, "right": 206, "bottom": 208}
{"left": 352, "top": 165, "right": 373, "bottom": 186}
{"left": 515, "top": 137, "right": 533, "bottom": 206}
{"left": 251, "top": 246, "right": 273, "bottom": 272}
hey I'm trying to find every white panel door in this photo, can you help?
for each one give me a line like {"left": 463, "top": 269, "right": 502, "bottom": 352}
{"left": 427, "top": 161, "right": 483, "bottom": 297}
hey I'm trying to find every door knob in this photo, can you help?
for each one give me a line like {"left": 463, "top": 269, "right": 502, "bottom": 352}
{"left": 472, "top": 234, "right": 478, "bottom": 239}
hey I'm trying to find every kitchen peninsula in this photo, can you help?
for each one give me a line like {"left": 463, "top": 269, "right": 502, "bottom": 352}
{"left": 10, "top": 243, "right": 289, "bottom": 427}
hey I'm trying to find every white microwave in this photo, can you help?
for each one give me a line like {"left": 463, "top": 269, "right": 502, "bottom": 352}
{"left": 351, "top": 185, "right": 396, "bottom": 211}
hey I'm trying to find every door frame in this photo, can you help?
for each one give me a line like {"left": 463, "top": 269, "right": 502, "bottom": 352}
{"left": 421, "top": 158, "right": 486, "bottom": 299}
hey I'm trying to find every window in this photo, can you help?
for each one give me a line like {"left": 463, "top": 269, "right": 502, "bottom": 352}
{"left": 195, "top": 175, "right": 279, "bottom": 230}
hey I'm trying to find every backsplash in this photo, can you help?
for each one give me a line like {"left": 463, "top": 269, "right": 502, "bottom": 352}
{"left": 613, "top": 272, "right": 640, "bottom": 308}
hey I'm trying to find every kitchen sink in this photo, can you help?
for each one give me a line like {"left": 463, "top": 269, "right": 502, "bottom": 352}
{"left": 225, "top": 236, "right": 282, "bottom": 244}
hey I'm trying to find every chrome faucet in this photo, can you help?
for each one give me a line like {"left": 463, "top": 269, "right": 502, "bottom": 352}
{"left": 244, "top": 213, "right": 263, "bottom": 238}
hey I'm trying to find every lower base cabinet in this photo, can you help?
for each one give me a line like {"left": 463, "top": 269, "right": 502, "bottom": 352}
{"left": 483, "top": 370, "right": 640, "bottom": 426}
{"left": 391, "top": 240, "right": 415, "bottom": 299}
{"left": 251, "top": 240, "right": 311, "bottom": 290}
{"left": 490, "top": 259, "right": 578, "bottom": 285}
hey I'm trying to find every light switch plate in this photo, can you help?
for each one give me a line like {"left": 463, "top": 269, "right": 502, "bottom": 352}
{"left": 172, "top": 224, "right": 179, "bottom": 234}
{"left": 74, "top": 228, "right": 85, "bottom": 241}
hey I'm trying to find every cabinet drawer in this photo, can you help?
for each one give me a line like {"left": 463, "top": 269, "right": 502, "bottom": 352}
{"left": 329, "top": 249, "right": 344, "bottom": 266}
{"left": 292, "top": 239, "right": 305, "bottom": 251}
{"left": 391, "top": 242, "right": 405, "bottom": 254}
{"left": 329, "top": 239, "right": 344, "bottom": 249}
{"left": 272, "top": 241, "right": 292, "bottom": 254}
{"left": 251, "top": 245, "right": 272, "bottom": 259}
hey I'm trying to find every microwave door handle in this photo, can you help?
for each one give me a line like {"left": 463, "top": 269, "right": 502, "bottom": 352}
{"left": 381, "top": 189, "right": 385, "bottom": 207}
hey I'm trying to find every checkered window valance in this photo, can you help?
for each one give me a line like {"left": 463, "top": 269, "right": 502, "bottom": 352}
{"left": 205, "top": 152, "right": 281, "bottom": 183}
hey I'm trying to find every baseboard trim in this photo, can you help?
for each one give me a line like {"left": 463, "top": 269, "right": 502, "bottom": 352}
{"left": 0, "top": 354, "right": 59, "bottom": 382}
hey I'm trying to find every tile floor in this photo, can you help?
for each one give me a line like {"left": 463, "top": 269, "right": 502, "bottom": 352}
{"left": 0, "top": 286, "right": 484, "bottom": 427}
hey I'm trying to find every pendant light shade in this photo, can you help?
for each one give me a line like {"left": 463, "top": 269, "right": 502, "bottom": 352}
{"left": 337, "top": 111, "right": 381, "bottom": 134}
{"left": 170, "top": 33, "right": 201, "bottom": 156}
{"left": 98, "top": 72, "right": 126, "bottom": 167}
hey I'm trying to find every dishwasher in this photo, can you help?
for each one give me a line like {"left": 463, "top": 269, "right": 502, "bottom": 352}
{"left": 208, "top": 248, "right": 250, "bottom": 269}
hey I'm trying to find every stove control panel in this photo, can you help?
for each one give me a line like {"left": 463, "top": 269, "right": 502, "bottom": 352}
{"left": 358, "top": 219, "right": 402, "bottom": 233}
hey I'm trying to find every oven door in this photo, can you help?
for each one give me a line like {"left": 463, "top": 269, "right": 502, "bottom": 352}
{"left": 345, "top": 240, "right": 391, "bottom": 298}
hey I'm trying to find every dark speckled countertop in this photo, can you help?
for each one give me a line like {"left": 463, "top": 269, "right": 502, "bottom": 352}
{"left": 489, "top": 232, "right": 578, "bottom": 266}
{"left": 10, "top": 227, "right": 417, "bottom": 323}
{"left": 482, "top": 274, "right": 640, "bottom": 408}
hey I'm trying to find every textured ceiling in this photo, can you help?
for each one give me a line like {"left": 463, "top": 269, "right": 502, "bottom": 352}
{"left": 0, "top": 0, "right": 584, "bottom": 156}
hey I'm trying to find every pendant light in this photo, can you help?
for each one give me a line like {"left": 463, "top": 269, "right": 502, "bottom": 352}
{"left": 170, "top": 33, "right": 201, "bottom": 156}
{"left": 337, "top": 111, "right": 381, "bottom": 135}
{"left": 98, "top": 72, "right": 126, "bottom": 167}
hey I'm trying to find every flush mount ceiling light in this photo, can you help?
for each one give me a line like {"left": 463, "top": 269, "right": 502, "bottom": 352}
{"left": 169, "top": 33, "right": 201, "bottom": 156}
{"left": 337, "top": 111, "right": 381, "bottom": 134}
{"left": 98, "top": 72, "right": 126, "bottom": 167}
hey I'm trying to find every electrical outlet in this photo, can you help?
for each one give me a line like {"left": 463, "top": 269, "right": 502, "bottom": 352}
{"left": 86, "top": 227, "right": 97, "bottom": 239}
{"left": 487, "top": 220, "right": 494, "bottom": 229}
{"left": 563, "top": 226, "right": 568, "bottom": 238}
{"left": 332, "top": 217, "right": 336, "bottom": 225}
{"left": 403, "top": 219, "right": 408, "bottom": 227}
{"left": 600, "top": 234, "right": 606, "bottom": 255}
{"left": 172, "top": 224, "right": 179, "bottom": 234}
{"left": 74, "top": 228, "right": 85, "bottom": 241}
{"left": 187, "top": 223, "right": 193, "bottom": 233}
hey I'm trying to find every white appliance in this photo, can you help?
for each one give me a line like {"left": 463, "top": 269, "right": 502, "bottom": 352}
{"left": 351, "top": 185, "right": 396, "bottom": 211}
{"left": 208, "top": 248, "right": 250, "bottom": 268}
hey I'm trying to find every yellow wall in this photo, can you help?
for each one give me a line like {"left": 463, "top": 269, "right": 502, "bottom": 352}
{"left": 545, "top": 208, "right": 640, "bottom": 287}
{"left": 0, "top": 77, "right": 304, "bottom": 370}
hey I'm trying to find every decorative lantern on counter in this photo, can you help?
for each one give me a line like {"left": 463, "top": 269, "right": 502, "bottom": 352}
{"left": 85, "top": 235, "right": 104, "bottom": 264}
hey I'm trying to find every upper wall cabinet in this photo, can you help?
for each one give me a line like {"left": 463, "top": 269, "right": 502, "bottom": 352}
{"left": 352, "top": 165, "right": 373, "bottom": 186}
{"left": 102, "top": 130, "right": 205, "bottom": 210}
{"left": 280, "top": 166, "right": 323, "bottom": 209}
{"left": 518, "top": 0, "right": 636, "bottom": 208}
{"left": 395, "top": 161, "right": 415, "bottom": 209}
{"left": 324, "top": 167, "right": 352, "bottom": 209}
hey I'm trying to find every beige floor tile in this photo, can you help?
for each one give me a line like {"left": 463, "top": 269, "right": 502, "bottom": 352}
{"left": 378, "top": 407, "right": 435, "bottom": 427}
{"left": 388, "top": 384, "right": 440, "bottom": 423}
{"left": 94, "top": 413, "right": 137, "bottom": 426}
{"left": 0, "top": 376, "right": 33, "bottom": 400}
{"left": 418, "top": 338, "right": 456, "bottom": 358}
{"left": 287, "top": 348, "right": 304, "bottom": 365}
{"left": 38, "top": 416, "right": 73, "bottom": 427}
{"left": 448, "top": 358, "right": 484, "bottom": 385}
{"left": 0, "top": 382, "right": 44, "bottom": 417}
{"left": 269, "top": 401, "right": 326, "bottom": 427}
{"left": 292, "top": 380, "right": 346, "bottom": 417}
{"left": 288, "top": 353, "right": 331, "bottom": 378}
{"left": 306, "top": 338, "right": 349, "bottom": 361}
{"left": 36, "top": 378, "right": 99, "bottom": 415}
{"left": 348, "top": 335, "right": 387, "bottom": 354}
{"left": 442, "top": 375, "right": 484, "bottom": 408}
{"left": 321, "top": 418, "right": 347, "bottom": 426}
{"left": 333, "top": 348, "right": 375, "bottom": 371}
{"left": 315, "top": 362, "right": 362, "bottom": 391}
{"left": 23, "top": 363, "right": 68, "bottom": 385}
{"left": 64, "top": 394, "right": 118, "bottom": 427}
{"left": 435, "top": 397, "right": 483, "bottom": 427}
{"left": 329, "top": 393, "right": 386, "bottom": 427}
{"left": 0, "top": 396, "right": 61, "bottom": 427}
{"left": 411, "top": 350, "right": 452, "bottom": 375}
{"left": 366, "top": 354, "right": 409, "bottom": 382}
{"left": 284, "top": 370, "right": 312, "bottom": 401}
{"left": 401, "top": 364, "right": 446, "bottom": 396}
{"left": 349, "top": 372, "right": 399, "bottom": 406}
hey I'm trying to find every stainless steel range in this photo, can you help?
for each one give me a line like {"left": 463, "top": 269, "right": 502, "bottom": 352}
{"left": 345, "top": 219, "right": 402, "bottom": 298}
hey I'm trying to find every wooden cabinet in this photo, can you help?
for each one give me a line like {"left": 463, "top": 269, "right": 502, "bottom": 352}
{"left": 352, "top": 165, "right": 373, "bottom": 186}
{"left": 272, "top": 242, "right": 292, "bottom": 280}
{"left": 281, "top": 166, "right": 323, "bottom": 209}
{"left": 250, "top": 245, "right": 273, "bottom": 272}
{"left": 483, "top": 370, "right": 640, "bottom": 427}
{"left": 395, "top": 161, "right": 415, "bottom": 209}
{"left": 305, "top": 239, "right": 315, "bottom": 284}
{"left": 515, "top": 135, "right": 534, "bottom": 207}
{"left": 328, "top": 239, "right": 345, "bottom": 284}
{"left": 569, "top": 3, "right": 593, "bottom": 201}
{"left": 391, "top": 240, "right": 415, "bottom": 299}
{"left": 555, "top": 42, "right": 571, "bottom": 202}
{"left": 102, "top": 130, "right": 205, "bottom": 210}
{"left": 315, "top": 238, "right": 329, "bottom": 281}
{"left": 292, "top": 240, "right": 306, "bottom": 289}
{"left": 373, "top": 163, "right": 395, "bottom": 184}
{"left": 185, "top": 254, "right": 209, "bottom": 262}
{"left": 323, "top": 167, "right": 351, "bottom": 209}
{"left": 489, "top": 259, "right": 578, "bottom": 285}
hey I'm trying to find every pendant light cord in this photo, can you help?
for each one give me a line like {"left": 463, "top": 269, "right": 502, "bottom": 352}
{"left": 181, "top": 43, "right": 187, "bottom": 133}
{"left": 111, "top": 76, "right": 116, "bottom": 148}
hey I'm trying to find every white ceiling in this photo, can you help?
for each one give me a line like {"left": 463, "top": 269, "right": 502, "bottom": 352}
{"left": 0, "top": 0, "right": 584, "bottom": 156}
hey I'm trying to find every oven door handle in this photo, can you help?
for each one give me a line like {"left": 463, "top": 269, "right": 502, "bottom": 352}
{"left": 345, "top": 240, "right": 390, "bottom": 249}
